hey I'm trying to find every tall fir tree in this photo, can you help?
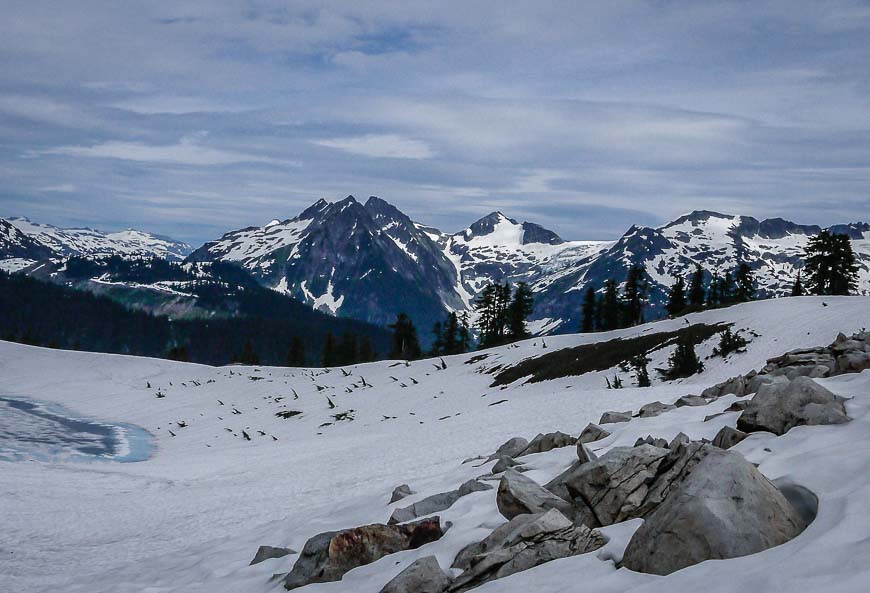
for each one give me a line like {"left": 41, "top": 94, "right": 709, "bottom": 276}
{"left": 430, "top": 321, "right": 444, "bottom": 356}
{"left": 237, "top": 338, "right": 260, "bottom": 365}
{"left": 600, "top": 278, "right": 621, "bottom": 331}
{"left": 286, "top": 336, "right": 306, "bottom": 367}
{"left": 688, "top": 264, "right": 706, "bottom": 307}
{"left": 581, "top": 284, "right": 597, "bottom": 332}
{"left": 389, "top": 313, "right": 422, "bottom": 359}
{"left": 442, "top": 312, "right": 460, "bottom": 355}
{"left": 804, "top": 231, "right": 859, "bottom": 295}
{"left": 358, "top": 336, "right": 376, "bottom": 362}
{"left": 660, "top": 336, "right": 705, "bottom": 379}
{"left": 791, "top": 271, "right": 805, "bottom": 296}
{"left": 458, "top": 312, "right": 472, "bottom": 353}
{"left": 621, "top": 265, "right": 647, "bottom": 327}
{"left": 321, "top": 331, "right": 337, "bottom": 367}
{"left": 734, "top": 262, "right": 755, "bottom": 302}
{"left": 507, "top": 282, "right": 534, "bottom": 341}
{"left": 338, "top": 332, "right": 358, "bottom": 365}
{"left": 706, "top": 271, "right": 721, "bottom": 308}
{"left": 666, "top": 276, "right": 687, "bottom": 316}
{"left": 720, "top": 270, "right": 736, "bottom": 305}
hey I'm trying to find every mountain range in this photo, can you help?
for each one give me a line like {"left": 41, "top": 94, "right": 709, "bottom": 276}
{"left": 3, "top": 199, "right": 869, "bottom": 335}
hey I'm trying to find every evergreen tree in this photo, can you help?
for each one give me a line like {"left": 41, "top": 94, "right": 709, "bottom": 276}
{"left": 734, "top": 262, "right": 755, "bottom": 302}
{"left": 237, "top": 338, "right": 260, "bottom": 366}
{"left": 443, "top": 312, "right": 460, "bottom": 355}
{"left": 630, "top": 354, "right": 651, "bottom": 387}
{"left": 322, "top": 331, "right": 337, "bottom": 367}
{"left": 720, "top": 270, "right": 736, "bottom": 305}
{"left": 804, "top": 231, "right": 859, "bottom": 295}
{"left": 389, "top": 313, "right": 422, "bottom": 359}
{"left": 791, "top": 271, "right": 805, "bottom": 296}
{"left": 286, "top": 336, "right": 306, "bottom": 367}
{"left": 659, "top": 336, "right": 704, "bottom": 380}
{"left": 581, "top": 284, "right": 597, "bottom": 332}
{"left": 621, "top": 265, "right": 647, "bottom": 327}
{"left": 666, "top": 276, "right": 687, "bottom": 316}
{"left": 688, "top": 264, "right": 706, "bottom": 307}
{"left": 706, "top": 271, "right": 721, "bottom": 308}
{"left": 474, "top": 281, "right": 514, "bottom": 347}
{"left": 507, "top": 282, "right": 534, "bottom": 341}
{"left": 430, "top": 321, "right": 444, "bottom": 356}
{"left": 358, "top": 336, "right": 376, "bottom": 362}
{"left": 600, "top": 278, "right": 621, "bottom": 331}
{"left": 338, "top": 331, "right": 358, "bottom": 365}
{"left": 457, "top": 312, "right": 471, "bottom": 353}
{"left": 712, "top": 327, "right": 748, "bottom": 358}
{"left": 166, "top": 345, "right": 190, "bottom": 362}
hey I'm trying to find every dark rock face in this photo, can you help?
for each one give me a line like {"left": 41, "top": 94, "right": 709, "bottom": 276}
{"left": 621, "top": 444, "right": 808, "bottom": 575}
{"left": 283, "top": 518, "right": 444, "bottom": 590}
{"left": 737, "top": 376, "right": 850, "bottom": 435}
{"left": 250, "top": 545, "right": 295, "bottom": 566}
{"left": 378, "top": 555, "right": 452, "bottom": 593}
{"left": 448, "top": 509, "right": 605, "bottom": 592}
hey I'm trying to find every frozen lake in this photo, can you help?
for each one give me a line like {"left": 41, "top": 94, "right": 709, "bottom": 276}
{"left": 0, "top": 396, "right": 154, "bottom": 462}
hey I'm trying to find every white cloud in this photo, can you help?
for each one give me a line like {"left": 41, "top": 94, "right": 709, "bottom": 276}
{"left": 312, "top": 134, "right": 434, "bottom": 159}
{"left": 39, "top": 184, "right": 76, "bottom": 193}
{"left": 110, "top": 96, "right": 249, "bottom": 115}
{"left": 40, "top": 134, "right": 291, "bottom": 166}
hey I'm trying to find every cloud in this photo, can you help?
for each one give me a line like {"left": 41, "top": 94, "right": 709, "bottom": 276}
{"left": 312, "top": 134, "right": 435, "bottom": 159}
{"left": 39, "top": 134, "right": 292, "bottom": 166}
{"left": 39, "top": 184, "right": 76, "bottom": 193}
{"left": 110, "top": 96, "right": 250, "bottom": 115}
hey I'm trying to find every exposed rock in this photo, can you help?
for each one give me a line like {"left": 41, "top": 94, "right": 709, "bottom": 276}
{"left": 487, "top": 437, "right": 529, "bottom": 461}
{"left": 711, "top": 426, "right": 748, "bottom": 450}
{"left": 284, "top": 518, "right": 444, "bottom": 590}
{"left": 250, "top": 545, "right": 295, "bottom": 566}
{"left": 668, "top": 432, "right": 690, "bottom": 449}
{"left": 621, "top": 444, "right": 807, "bottom": 575}
{"left": 389, "top": 481, "right": 492, "bottom": 524}
{"left": 579, "top": 423, "right": 610, "bottom": 443}
{"left": 389, "top": 484, "right": 413, "bottom": 504}
{"left": 674, "top": 395, "right": 708, "bottom": 407}
{"left": 837, "top": 351, "right": 870, "bottom": 373}
{"left": 737, "top": 376, "right": 850, "bottom": 436}
{"left": 378, "top": 555, "right": 452, "bottom": 593}
{"left": 633, "top": 435, "right": 669, "bottom": 449}
{"left": 637, "top": 401, "right": 676, "bottom": 418}
{"left": 496, "top": 469, "right": 575, "bottom": 520}
{"left": 576, "top": 442, "right": 597, "bottom": 464}
{"left": 599, "top": 411, "right": 632, "bottom": 424}
{"left": 702, "top": 372, "right": 755, "bottom": 398}
{"left": 725, "top": 400, "right": 750, "bottom": 413}
{"left": 518, "top": 431, "right": 577, "bottom": 456}
{"left": 448, "top": 509, "right": 606, "bottom": 592}
{"left": 492, "top": 456, "right": 522, "bottom": 474}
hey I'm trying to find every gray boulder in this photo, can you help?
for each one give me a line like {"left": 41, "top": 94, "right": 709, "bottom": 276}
{"left": 637, "top": 401, "right": 676, "bottom": 418}
{"left": 737, "top": 376, "right": 850, "bottom": 436}
{"left": 675, "top": 395, "right": 708, "bottom": 407}
{"left": 711, "top": 426, "right": 747, "bottom": 450}
{"left": 599, "top": 411, "right": 632, "bottom": 424}
{"left": 633, "top": 435, "right": 669, "bottom": 449}
{"left": 621, "top": 444, "right": 808, "bottom": 575}
{"left": 668, "top": 432, "right": 690, "bottom": 449}
{"left": 576, "top": 441, "right": 597, "bottom": 464}
{"left": 389, "top": 484, "right": 413, "bottom": 504}
{"left": 838, "top": 351, "right": 870, "bottom": 373}
{"left": 518, "top": 431, "right": 577, "bottom": 456}
{"left": 487, "top": 437, "right": 529, "bottom": 461}
{"left": 448, "top": 509, "right": 605, "bottom": 592}
{"left": 579, "top": 423, "right": 610, "bottom": 443}
{"left": 284, "top": 518, "right": 444, "bottom": 590}
{"left": 379, "top": 556, "right": 452, "bottom": 593}
{"left": 250, "top": 545, "right": 295, "bottom": 566}
{"left": 496, "top": 469, "right": 575, "bottom": 520}
{"left": 492, "top": 455, "right": 522, "bottom": 474}
{"left": 389, "top": 480, "right": 492, "bottom": 524}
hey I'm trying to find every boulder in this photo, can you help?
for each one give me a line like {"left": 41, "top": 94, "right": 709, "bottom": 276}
{"left": 284, "top": 518, "right": 444, "bottom": 590}
{"left": 576, "top": 442, "right": 597, "bottom": 464}
{"left": 621, "top": 445, "right": 807, "bottom": 575}
{"left": 702, "top": 373, "right": 754, "bottom": 398}
{"left": 637, "top": 401, "right": 676, "bottom": 418}
{"left": 633, "top": 435, "right": 669, "bottom": 449}
{"left": 518, "top": 431, "right": 577, "bottom": 456}
{"left": 448, "top": 509, "right": 605, "bottom": 592}
{"left": 487, "top": 437, "right": 529, "bottom": 461}
{"left": 599, "top": 411, "right": 632, "bottom": 424}
{"left": 668, "top": 432, "right": 690, "bottom": 449}
{"left": 837, "top": 351, "right": 870, "bottom": 373}
{"left": 379, "top": 556, "right": 452, "bottom": 593}
{"left": 250, "top": 545, "right": 295, "bottom": 566}
{"left": 579, "top": 423, "right": 610, "bottom": 443}
{"left": 496, "top": 469, "right": 575, "bottom": 520}
{"left": 711, "top": 426, "right": 747, "bottom": 450}
{"left": 492, "top": 456, "right": 522, "bottom": 474}
{"left": 389, "top": 484, "right": 413, "bottom": 504}
{"left": 675, "top": 395, "right": 708, "bottom": 407}
{"left": 725, "top": 400, "right": 750, "bottom": 413}
{"left": 737, "top": 376, "right": 850, "bottom": 436}
{"left": 389, "top": 481, "right": 492, "bottom": 524}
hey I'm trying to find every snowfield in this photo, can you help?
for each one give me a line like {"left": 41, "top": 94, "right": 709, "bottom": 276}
{"left": 2, "top": 296, "right": 870, "bottom": 593}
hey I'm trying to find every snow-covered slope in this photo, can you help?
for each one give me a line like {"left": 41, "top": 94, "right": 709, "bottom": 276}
{"left": 4, "top": 216, "right": 193, "bottom": 261}
{"left": 0, "top": 218, "right": 55, "bottom": 270}
{"left": 3, "top": 296, "right": 870, "bottom": 592}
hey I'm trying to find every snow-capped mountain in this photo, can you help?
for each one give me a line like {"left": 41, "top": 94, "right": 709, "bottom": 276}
{"left": 3, "top": 217, "right": 193, "bottom": 261}
{"left": 188, "top": 197, "right": 870, "bottom": 333}
{"left": 0, "top": 219, "right": 55, "bottom": 272}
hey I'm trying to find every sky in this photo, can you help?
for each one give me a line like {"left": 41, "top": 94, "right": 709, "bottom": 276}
{"left": 1, "top": 0, "right": 869, "bottom": 245}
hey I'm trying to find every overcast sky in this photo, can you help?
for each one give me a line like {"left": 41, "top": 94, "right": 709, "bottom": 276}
{"left": 2, "top": 1, "right": 869, "bottom": 244}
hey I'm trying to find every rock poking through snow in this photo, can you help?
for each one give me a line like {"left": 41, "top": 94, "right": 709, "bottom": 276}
{"left": 447, "top": 509, "right": 606, "bottom": 592}
{"left": 621, "top": 444, "right": 808, "bottom": 575}
{"left": 712, "top": 426, "right": 748, "bottom": 450}
{"left": 599, "top": 411, "right": 632, "bottom": 424}
{"left": 637, "top": 401, "right": 676, "bottom": 418}
{"left": 496, "top": 469, "right": 575, "bottom": 520}
{"left": 389, "top": 484, "right": 413, "bottom": 504}
{"left": 737, "top": 376, "right": 850, "bottom": 436}
{"left": 378, "top": 555, "right": 452, "bottom": 593}
{"left": 579, "top": 423, "right": 610, "bottom": 443}
{"left": 389, "top": 481, "right": 491, "bottom": 524}
{"left": 487, "top": 437, "right": 529, "bottom": 461}
{"left": 250, "top": 545, "right": 295, "bottom": 566}
{"left": 283, "top": 518, "right": 444, "bottom": 590}
{"left": 517, "top": 431, "right": 577, "bottom": 456}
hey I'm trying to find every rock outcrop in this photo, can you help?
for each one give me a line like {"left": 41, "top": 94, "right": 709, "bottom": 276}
{"left": 579, "top": 423, "right": 610, "bottom": 443}
{"left": 599, "top": 411, "right": 632, "bottom": 424}
{"left": 378, "top": 556, "right": 453, "bottom": 593}
{"left": 737, "top": 376, "right": 850, "bottom": 436}
{"left": 389, "top": 484, "right": 413, "bottom": 504}
{"left": 389, "top": 480, "right": 492, "bottom": 524}
{"left": 518, "top": 431, "right": 577, "bottom": 456}
{"left": 496, "top": 470, "right": 575, "bottom": 520}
